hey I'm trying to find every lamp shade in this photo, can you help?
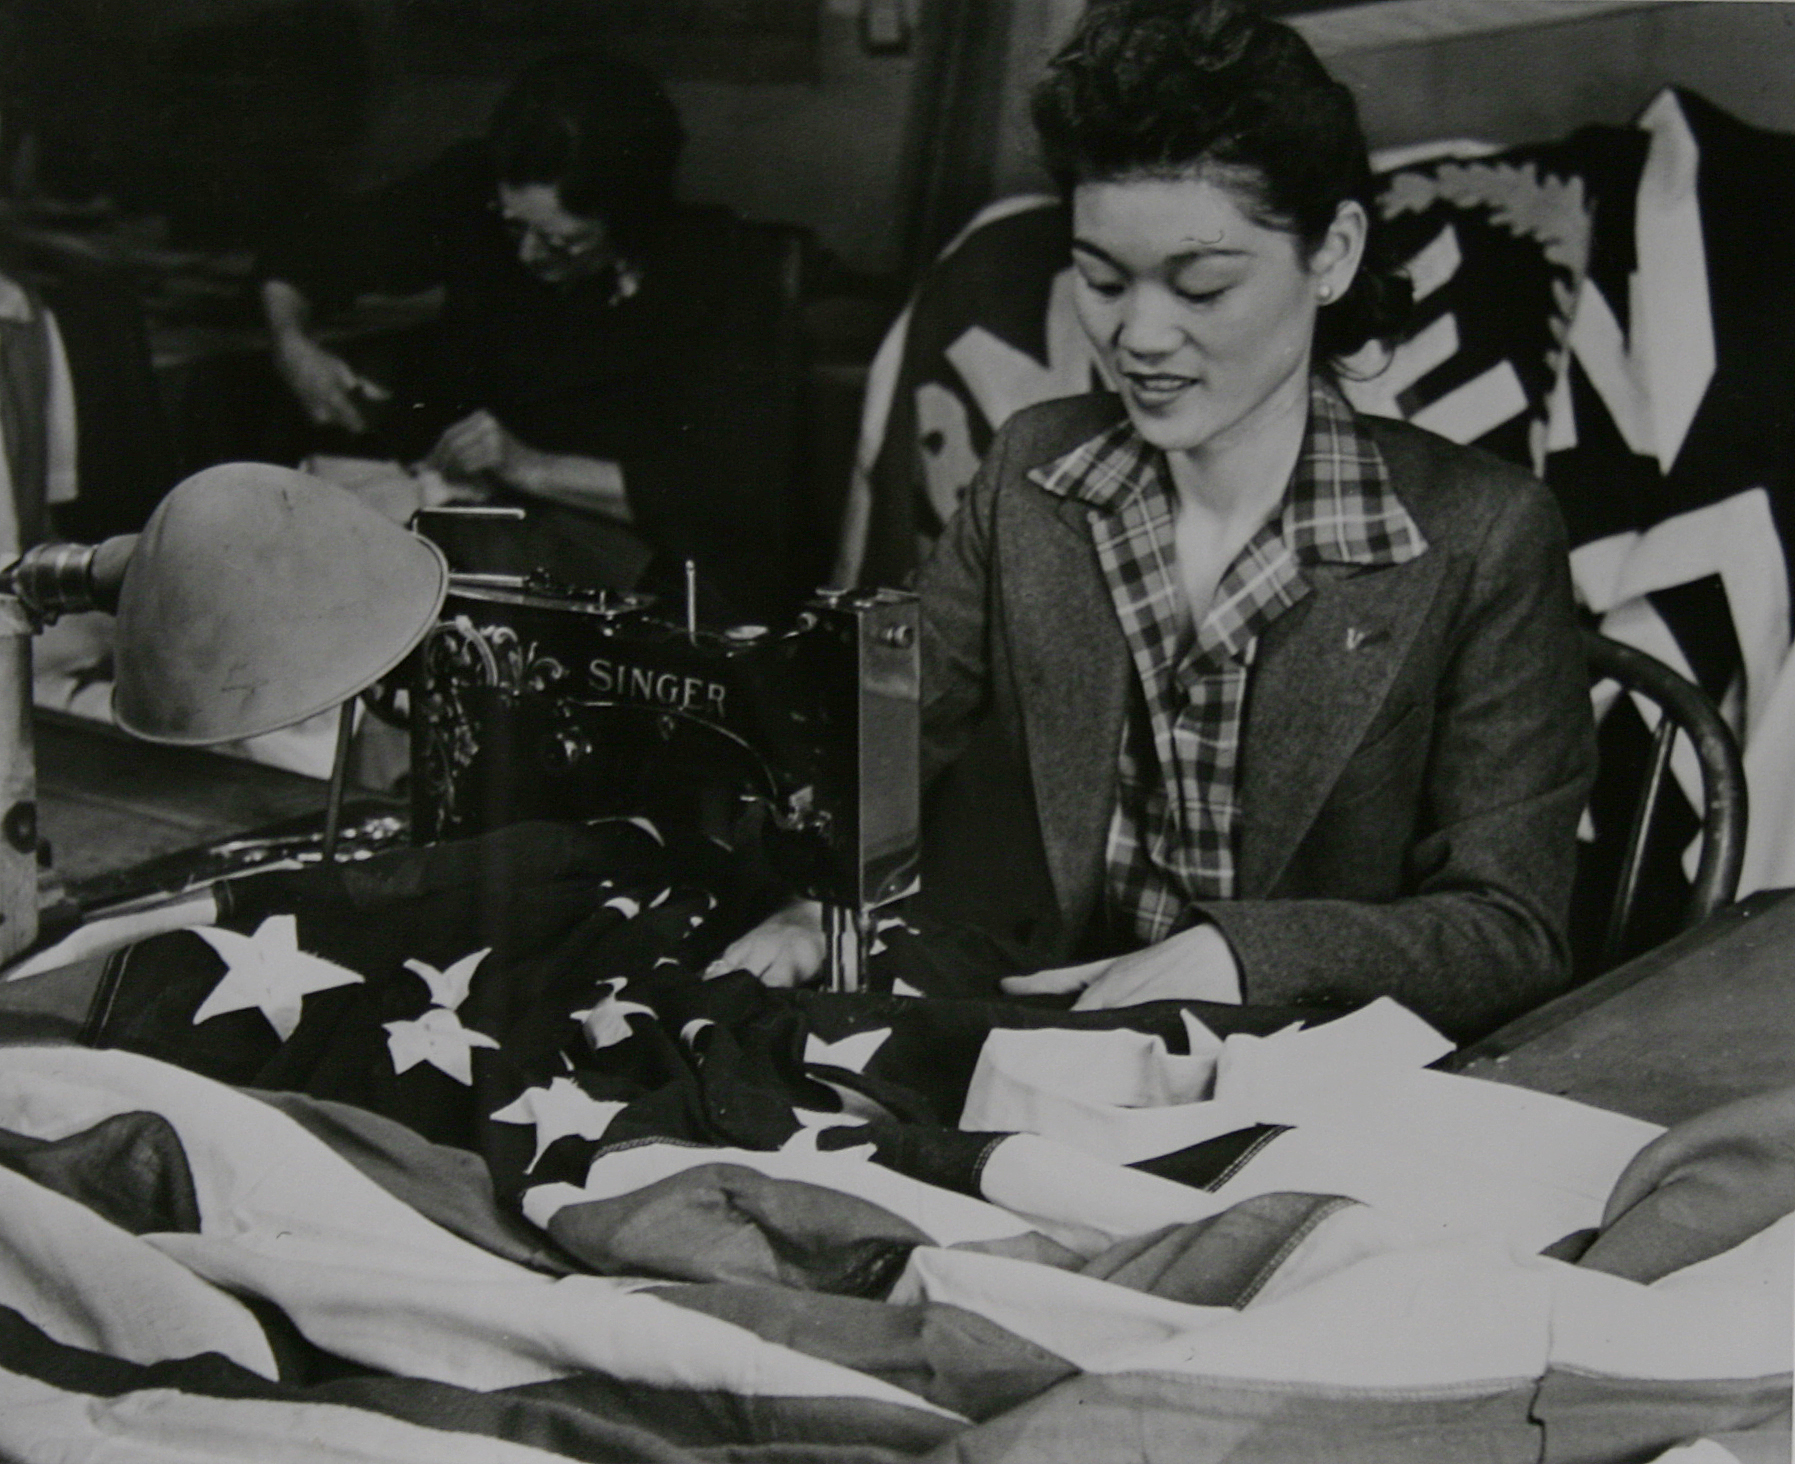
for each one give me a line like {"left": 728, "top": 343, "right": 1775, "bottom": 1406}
{"left": 112, "top": 462, "right": 448, "bottom": 744}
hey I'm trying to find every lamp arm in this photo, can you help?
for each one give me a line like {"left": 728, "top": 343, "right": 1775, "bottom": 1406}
{"left": 0, "top": 536, "right": 137, "bottom": 625}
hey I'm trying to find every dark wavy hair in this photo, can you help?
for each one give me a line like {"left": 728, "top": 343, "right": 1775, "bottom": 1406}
{"left": 1032, "top": 0, "right": 1410, "bottom": 363}
{"left": 488, "top": 49, "right": 686, "bottom": 253}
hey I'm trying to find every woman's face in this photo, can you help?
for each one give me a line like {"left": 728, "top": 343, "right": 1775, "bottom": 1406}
{"left": 497, "top": 182, "right": 613, "bottom": 286}
{"left": 1070, "top": 169, "right": 1358, "bottom": 459}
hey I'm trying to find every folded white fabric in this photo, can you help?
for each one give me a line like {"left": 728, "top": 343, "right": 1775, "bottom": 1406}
{"left": 960, "top": 1000, "right": 1660, "bottom": 1250}
{"left": 1552, "top": 1211, "right": 1794, "bottom": 1382}
{"left": 890, "top": 1245, "right": 1229, "bottom": 1370}
{"left": 1204, "top": 1065, "right": 1660, "bottom": 1250}
{"left": 1211, "top": 997, "right": 1456, "bottom": 1107}
{"left": 961, "top": 999, "right": 1450, "bottom": 1160}
{"left": 891, "top": 1195, "right": 1421, "bottom": 1370}
{"left": 1126, "top": 1213, "right": 1793, "bottom": 1388}
{"left": 976, "top": 1132, "right": 1230, "bottom": 1251}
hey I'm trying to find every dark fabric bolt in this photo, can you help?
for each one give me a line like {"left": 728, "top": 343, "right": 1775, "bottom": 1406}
{"left": 545, "top": 1163, "right": 928, "bottom": 1295}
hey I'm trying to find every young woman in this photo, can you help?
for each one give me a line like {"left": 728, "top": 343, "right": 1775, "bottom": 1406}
{"left": 719, "top": 0, "right": 1593, "bottom": 1041}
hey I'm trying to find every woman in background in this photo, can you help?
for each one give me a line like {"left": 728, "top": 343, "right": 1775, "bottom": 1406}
{"left": 260, "top": 49, "right": 797, "bottom": 620}
{"left": 719, "top": 0, "right": 1593, "bottom": 1043}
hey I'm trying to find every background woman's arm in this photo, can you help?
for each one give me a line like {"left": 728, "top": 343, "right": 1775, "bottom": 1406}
{"left": 261, "top": 279, "right": 391, "bottom": 432}
{"left": 425, "top": 409, "right": 632, "bottom": 522}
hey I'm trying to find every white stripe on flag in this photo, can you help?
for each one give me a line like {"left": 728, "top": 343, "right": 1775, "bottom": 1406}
{"left": 1339, "top": 312, "right": 1460, "bottom": 420}
{"left": 1632, "top": 90, "right": 1714, "bottom": 474}
{"left": 1383, "top": 312, "right": 1462, "bottom": 403}
{"left": 1411, "top": 359, "right": 1528, "bottom": 443}
{"left": 1405, "top": 224, "right": 1463, "bottom": 303}
{"left": 1569, "top": 279, "right": 1654, "bottom": 456}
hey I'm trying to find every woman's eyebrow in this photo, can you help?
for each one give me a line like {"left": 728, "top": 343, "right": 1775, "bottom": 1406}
{"left": 1168, "top": 243, "right": 1250, "bottom": 264}
{"left": 1071, "top": 238, "right": 1252, "bottom": 267}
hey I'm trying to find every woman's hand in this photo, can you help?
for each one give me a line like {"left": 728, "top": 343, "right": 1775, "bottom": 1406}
{"left": 1000, "top": 922, "right": 1242, "bottom": 1009}
{"left": 425, "top": 412, "right": 632, "bottom": 521}
{"left": 272, "top": 331, "right": 389, "bottom": 433}
{"left": 263, "top": 278, "right": 388, "bottom": 433}
{"left": 426, "top": 410, "right": 531, "bottom": 483}
{"left": 706, "top": 900, "right": 826, "bottom": 988}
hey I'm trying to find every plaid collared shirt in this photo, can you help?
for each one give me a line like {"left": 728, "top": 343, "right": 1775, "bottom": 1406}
{"left": 1029, "top": 379, "right": 1428, "bottom": 945}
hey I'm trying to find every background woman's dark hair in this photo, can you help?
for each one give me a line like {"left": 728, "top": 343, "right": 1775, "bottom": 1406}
{"left": 488, "top": 49, "right": 686, "bottom": 254}
{"left": 1032, "top": 0, "right": 1410, "bottom": 362}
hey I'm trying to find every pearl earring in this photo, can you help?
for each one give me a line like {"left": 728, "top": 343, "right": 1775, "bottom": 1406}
{"left": 1317, "top": 284, "right": 1334, "bottom": 302}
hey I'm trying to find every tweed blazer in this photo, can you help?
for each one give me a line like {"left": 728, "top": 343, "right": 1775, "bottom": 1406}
{"left": 915, "top": 392, "right": 1596, "bottom": 1042}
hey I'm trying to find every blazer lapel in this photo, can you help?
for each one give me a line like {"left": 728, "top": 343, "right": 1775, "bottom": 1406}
{"left": 1237, "top": 550, "right": 1450, "bottom": 897}
{"left": 1006, "top": 488, "right": 1132, "bottom": 930}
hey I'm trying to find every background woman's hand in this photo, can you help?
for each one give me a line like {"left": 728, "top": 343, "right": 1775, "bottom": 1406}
{"left": 273, "top": 332, "right": 389, "bottom": 433}
{"left": 1000, "top": 922, "right": 1242, "bottom": 1008}
{"left": 706, "top": 900, "right": 826, "bottom": 988}
{"left": 426, "top": 410, "right": 534, "bottom": 484}
{"left": 421, "top": 414, "right": 631, "bottom": 519}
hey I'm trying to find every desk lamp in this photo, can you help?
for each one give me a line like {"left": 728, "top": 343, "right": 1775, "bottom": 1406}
{"left": 0, "top": 462, "right": 449, "bottom": 962}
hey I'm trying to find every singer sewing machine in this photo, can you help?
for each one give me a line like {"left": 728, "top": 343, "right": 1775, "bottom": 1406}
{"left": 407, "top": 507, "right": 921, "bottom": 992}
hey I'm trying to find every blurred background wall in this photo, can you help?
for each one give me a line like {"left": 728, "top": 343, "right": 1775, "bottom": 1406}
{"left": 0, "top": 0, "right": 918, "bottom": 275}
{"left": 6, "top": 1, "right": 1791, "bottom": 280}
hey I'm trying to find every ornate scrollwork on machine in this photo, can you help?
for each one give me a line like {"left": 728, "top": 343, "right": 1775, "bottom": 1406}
{"left": 413, "top": 614, "right": 570, "bottom": 833}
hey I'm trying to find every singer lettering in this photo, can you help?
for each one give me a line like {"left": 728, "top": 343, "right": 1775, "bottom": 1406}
{"left": 587, "top": 658, "right": 728, "bottom": 718}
